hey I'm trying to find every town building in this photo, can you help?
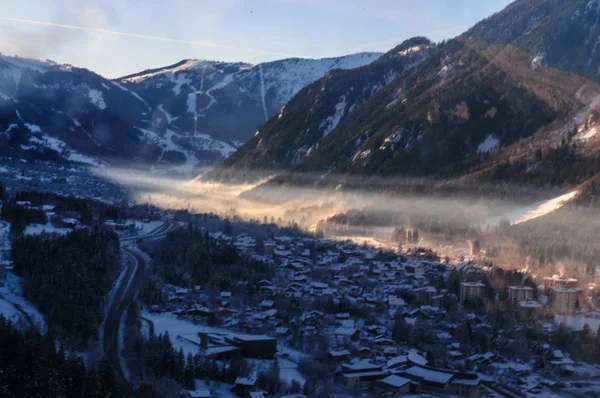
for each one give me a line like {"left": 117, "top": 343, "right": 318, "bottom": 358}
{"left": 550, "top": 287, "right": 582, "bottom": 315}
{"left": 263, "top": 240, "right": 276, "bottom": 255}
{"left": 507, "top": 285, "right": 534, "bottom": 306}
{"left": 543, "top": 276, "right": 579, "bottom": 291}
{"left": 460, "top": 282, "right": 485, "bottom": 304}
{"left": 377, "top": 375, "right": 414, "bottom": 395}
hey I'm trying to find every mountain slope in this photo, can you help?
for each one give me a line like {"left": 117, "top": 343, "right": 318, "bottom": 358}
{"left": 0, "top": 56, "right": 156, "bottom": 166}
{"left": 205, "top": 38, "right": 434, "bottom": 182}
{"left": 0, "top": 52, "right": 382, "bottom": 175}
{"left": 211, "top": 0, "right": 600, "bottom": 198}
{"left": 115, "top": 53, "right": 382, "bottom": 146}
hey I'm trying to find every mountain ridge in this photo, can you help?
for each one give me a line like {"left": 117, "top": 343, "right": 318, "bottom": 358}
{"left": 206, "top": 0, "right": 600, "bottom": 203}
{"left": 0, "top": 51, "right": 382, "bottom": 175}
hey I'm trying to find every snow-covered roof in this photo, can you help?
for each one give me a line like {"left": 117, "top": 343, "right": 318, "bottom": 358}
{"left": 342, "top": 361, "right": 381, "bottom": 372}
{"left": 404, "top": 366, "right": 454, "bottom": 385}
{"left": 234, "top": 377, "right": 256, "bottom": 386}
{"left": 387, "top": 355, "right": 408, "bottom": 368}
{"left": 379, "top": 374, "right": 411, "bottom": 388}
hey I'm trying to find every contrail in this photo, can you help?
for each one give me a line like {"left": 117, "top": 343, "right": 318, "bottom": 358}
{"left": 0, "top": 15, "right": 305, "bottom": 59}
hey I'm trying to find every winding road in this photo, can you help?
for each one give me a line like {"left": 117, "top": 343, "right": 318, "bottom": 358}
{"left": 102, "top": 221, "right": 173, "bottom": 391}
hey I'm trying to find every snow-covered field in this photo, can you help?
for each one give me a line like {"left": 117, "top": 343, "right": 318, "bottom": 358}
{"left": 0, "top": 272, "right": 46, "bottom": 330}
{"left": 143, "top": 312, "right": 306, "bottom": 385}
{"left": 133, "top": 220, "right": 165, "bottom": 236}
{"left": 555, "top": 314, "right": 600, "bottom": 332}
{"left": 25, "top": 223, "right": 70, "bottom": 236}
{"left": 484, "top": 191, "right": 578, "bottom": 227}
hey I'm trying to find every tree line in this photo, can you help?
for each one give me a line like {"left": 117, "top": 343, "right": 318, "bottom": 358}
{"left": 11, "top": 228, "right": 121, "bottom": 345}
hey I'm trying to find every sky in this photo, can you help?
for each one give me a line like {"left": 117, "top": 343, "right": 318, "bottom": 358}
{"left": 0, "top": 0, "right": 513, "bottom": 78}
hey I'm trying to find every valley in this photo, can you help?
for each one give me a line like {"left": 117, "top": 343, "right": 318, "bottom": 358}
{"left": 4, "top": 0, "right": 600, "bottom": 397}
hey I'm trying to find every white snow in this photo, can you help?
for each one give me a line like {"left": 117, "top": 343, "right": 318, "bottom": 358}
{"left": 111, "top": 81, "right": 151, "bottom": 111}
{"left": 87, "top": 89, "right": 106, "bottom": 110}
{"left": 379, "top": 131, "right": 404, "bottom": 150}
{"left": 259, "top": 65, "right": 269, "bottom": 121}
{"left": 555, "top": 314, "right": 600, "bottom": 331}
{"left": 578, "top": 125, "right": 600, "bottom": 141}
{"left": 485, "top": 191, "right": 579, "bottom": 227}
{"left": 133, "top": 220, "right": 165, "bottom": 236}
{"left": 158, "top": 105, "right": 178, "bottom": 123}
{"left": 16, "top": 110, "right": 42, "bottom": 133}
{"left": 187, "top": 92, "right": 197, "bottom": 114}
{"left": 121, "top": 60, "right": 226, "bottom": 83}
{"left": 319, "top": 96, "right": 347, "bottom": 136}
{"left": 25, "top": 223, "right": 70, "bottom": 236}
{"left": 28, "top": 135, "right": 103, "bottom": 166}
{"left": 478, "top": 134, "right": 500, "bottom": 153}
{"left": 352, "top": 149, "right": 371, "bottom": 162}
{"left": 2, "top": 123, "right": 17, "bottom": 136}
{"left": 144, "top": 312, "right": 305, "bottom": 386}
{"left": 170, "top": 73, "right": 192, "bottom": 95}
{"left": 399, "top": 45, "right": 425, "bottom": 56}
{"left": 0, "top": 272, "right": 46, "bottom": 331}
{"left": 531, "top": 53, "right": 545, "bottom": 70}
{"left": 437, "top": 63, "right": 455, "bottom": 78}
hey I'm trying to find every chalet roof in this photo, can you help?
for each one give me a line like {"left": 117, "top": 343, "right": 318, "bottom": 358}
{"left": 234, "top": 377, "right": 256, "bottom": 386}
{"left": 334, "top": 327, "right": 357, "bottom": 336}
{"left": 379, "top": 375, "right": 411, "bottom": 388}
{"left": 387, "top": 355, "right": 409, "bottom": 368}
{"left": 404, "top": 366, "right": 454, "bottom": 385}
{"left": 328, "top": 349, "right": 350, "bottom": 357}
{"left": 342, "top": 361, "right": 382, "bottom": 372}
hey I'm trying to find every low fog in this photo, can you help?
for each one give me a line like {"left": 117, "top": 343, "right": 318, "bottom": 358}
{"left": 95, "top": 167, "right": 588, "bottom": 271}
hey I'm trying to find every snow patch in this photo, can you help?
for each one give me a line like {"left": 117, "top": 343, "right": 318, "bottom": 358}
{"left": 0, "top": 272, "right": 47, "bottom": 331}
{"left": 25, "top": 223, "right": 70, "bottom": 236}
{"left": 158, "top": 105, "right": 178, "bottom": 123}
{"left": 478, "top": 134, "right": 500, "bottom": 153}
{"left": 111, "top": 81, "right": 151, "bottom": 111}
{"left": 437, "top": 63, "right": 455, "bottom": 78}
{"left": 319, "top": 96, "right": 347, "bottom": 136}
{"left": 87, "top": 89, "right": 106, "bottom": 110}
{"left": 259, "top": 65, "right": 268, "bottom": 121}
{"left": 2, "top": 123, "right": 17, "bottom": 136}
{"left": 531, "top": 53, "right": 545, "bottom": 70}
{"left": 485, "top": 191, "right": 579, "bottom": 227}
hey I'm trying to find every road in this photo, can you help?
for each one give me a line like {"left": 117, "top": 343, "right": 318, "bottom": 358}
{"left": 102, "top": 221, "right": 172, "bottom": 391}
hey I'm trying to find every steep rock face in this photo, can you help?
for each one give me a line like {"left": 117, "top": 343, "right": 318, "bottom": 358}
{"left": 205, "top": 38, "right": 434, "bottom": 182}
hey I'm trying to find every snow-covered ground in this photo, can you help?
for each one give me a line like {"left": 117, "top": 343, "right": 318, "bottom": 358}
{"left": 320, "top": 96, "right": 347, "bottom": 136}
{"left": 0, "top": 272, "right": 46, "bottom": 331}
{"left": 133, "top": 220, "right": 165, "bottom": 236}
{"left": 191, "top": 379, "right": 235, "bottom": 398}
{"left": 484, "top": 191, "right": 578, "bottom": 227}
{"left": 555, "top": 314, "right": 600, "bottom": 331}
{"left": 478, "top": 134, "right": 500, "bottom": 153}
{"left": 143, "top": 312, "right": 305, "bottom": 386}
{"left": 25, "top": 223, "right": 70, "bottom": 236}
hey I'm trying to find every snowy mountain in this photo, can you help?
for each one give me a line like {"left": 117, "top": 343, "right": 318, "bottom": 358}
{"left": 0, "top": 52, "right": 381, "bottom": 176}
{"left": 209, "top": 0, "right": 600, "bottom": 200}
{"left": 115, "top": 53, "right": 382, "bottom": 149}
{"left": 205, "top": 38, "right": 434, "bottom": 183}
